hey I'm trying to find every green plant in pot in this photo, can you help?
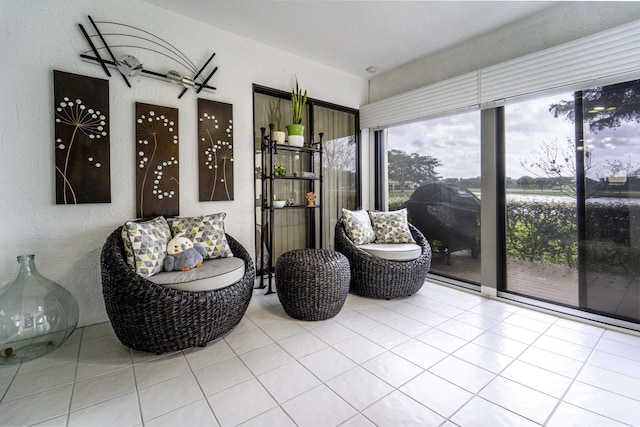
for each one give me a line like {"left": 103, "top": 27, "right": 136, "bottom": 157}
{"left": 286, "top": 78, "right": 307, "bottom": 147}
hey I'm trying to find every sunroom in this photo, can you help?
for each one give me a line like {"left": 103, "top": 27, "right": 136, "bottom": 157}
{"left": 3, "top": 1, "right": 640, "bottom": 425}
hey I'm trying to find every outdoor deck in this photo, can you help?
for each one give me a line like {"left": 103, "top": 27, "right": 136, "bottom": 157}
{"left": 429, "top": 250, "right": 639, "bottom": 320}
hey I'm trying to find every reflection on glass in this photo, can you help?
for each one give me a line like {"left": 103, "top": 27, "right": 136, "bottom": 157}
{"left": 505, "top": 80, "right": 640, "bottom": 325}
{"left": 314, "top": 105, "right": 358, "bottom": 248}
{"left": 580, "top": 80, "right": 640, "bottom": 322}
{"left": 505, "top": 93, "right": 578, "bottom": 305}
{"left": 387, "top": 110, "right": 481, "bottom": 285}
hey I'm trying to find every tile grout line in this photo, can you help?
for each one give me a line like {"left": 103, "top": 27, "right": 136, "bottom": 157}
{"left": 181, "top": 348, "right": 223, "bottom": 427}
{"left": 64, "top": 326, "right": 85, "bottom": 427}
{"left": 436, "top": 296, "right": 519, "bottom": 425}
{"left": 227, "top": 331, "right": 301, "bottom": 426}
{"left": 540, "top": 327, "right": 618, "bottom": 426}
{"left": 250, "top": 294, "right": 414, "bottom": 426}
{"left": 442, "top": 301, "right": 558, "bottom": 425}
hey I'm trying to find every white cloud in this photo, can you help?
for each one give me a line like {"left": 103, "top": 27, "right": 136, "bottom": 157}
{"left": 387, "top": 91, "right": 640, "bottom": 181}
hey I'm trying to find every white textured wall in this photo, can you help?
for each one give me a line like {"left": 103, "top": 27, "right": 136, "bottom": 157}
{"left": 369, "top": 2, "right": 640, "bottom": 102}
{"left": 0, "top": 0, "right": 367, "bottom": 326}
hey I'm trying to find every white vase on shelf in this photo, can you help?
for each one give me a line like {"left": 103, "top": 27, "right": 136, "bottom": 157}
{"left": 272, "top": 131, "right": 286, "bottom": 144}
{"left": 288, "top": 135, "right": 304, "bottom": 147}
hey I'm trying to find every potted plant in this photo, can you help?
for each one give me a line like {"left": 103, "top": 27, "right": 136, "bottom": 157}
{"left": 273, "top": 196, "right": 286, "bottom": 209}
{"left": 274, "top": 164, "right": 286, "bottom": 177}
{"left": 267, "top": 99, "right": 286, "bottom": 144}
{"left": 286, "top": 77, "right": 307, "bottom": 147}
{"left": 305, "top": 191, "right": 317, "bottom": 206}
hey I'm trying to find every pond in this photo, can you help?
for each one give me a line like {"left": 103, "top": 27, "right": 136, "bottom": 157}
{"left": 506, "top": 193, "right": 640, "bottom": 205}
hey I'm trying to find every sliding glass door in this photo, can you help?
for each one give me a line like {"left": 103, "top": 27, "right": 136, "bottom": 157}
{"left": 504, "top": 93, "right": 578, "bottom": 306}
{"left": 580, "top": 80, "right": 640, "bottom": 321}
{"left": 504, "top": 79, "right": 640, "bottom": 323}
{"left": 387, "top": 110, "right": 481, "bottom": 285}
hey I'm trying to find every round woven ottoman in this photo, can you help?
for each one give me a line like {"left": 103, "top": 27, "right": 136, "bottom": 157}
{"left": 275, "top": 249, "right": 350, "bottom": 320}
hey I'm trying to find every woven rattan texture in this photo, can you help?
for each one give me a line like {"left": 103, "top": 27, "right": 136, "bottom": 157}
{"left": 101, "top": 227, "right": 255, "bottom": 354}
{"left": 334, "top": 219, "right": 432, "bottom": 299}
{"left": 275, "top": 249, "right": 350, "bottom": 321}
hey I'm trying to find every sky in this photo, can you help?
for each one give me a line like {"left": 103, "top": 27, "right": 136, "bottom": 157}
{"left": 387, "top": 92, "right": 640, "bottom": 180}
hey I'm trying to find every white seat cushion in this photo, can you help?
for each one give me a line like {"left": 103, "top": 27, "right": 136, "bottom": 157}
{"left": 148, "top": 257, "right": 245, "bottom": 291}
{"left": 358, "top": 243, "right": 422, "bottom": 261}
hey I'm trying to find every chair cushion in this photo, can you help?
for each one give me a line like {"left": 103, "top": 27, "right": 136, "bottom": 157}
{"left": 358, "top": 243, "right": 422, "bottom": 261}
{"left": 167, "top": 213, "right": 233, "bottom": 260}
{"left": 368, "top": 208, "right": 416, "bottom": 244}
{"left": 148, "top": 257, "right": 245, "bottom": 291}
{"left": 341, "top": 208, "right": 376, "bottom": 244}
{"left": 121, "top": 216, "right": 171, "bottom": 278}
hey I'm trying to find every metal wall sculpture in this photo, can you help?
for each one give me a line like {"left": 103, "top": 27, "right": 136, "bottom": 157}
{"left": 135, "top": 103, "right": 179, "bottom": 218}
{"left": 78, "top": 16, "right": 218, "bottom": 99}
{"left": 198, "top": 99, "right": 234, "bottom": 201}
{"left": 54, "top": 70, "right": 110, "bottom": 204}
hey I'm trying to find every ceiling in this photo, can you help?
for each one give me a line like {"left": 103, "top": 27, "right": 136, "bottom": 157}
{"left": 143, "top": 1, "right": 556, "bottom": 80}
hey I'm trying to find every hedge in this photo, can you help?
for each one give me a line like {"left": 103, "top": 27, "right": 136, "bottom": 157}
{"left": 395, "top": 194, "right": 638, "bottom": 276}
{"left": 508, "top": 201, "right": 640, "bottom": 275}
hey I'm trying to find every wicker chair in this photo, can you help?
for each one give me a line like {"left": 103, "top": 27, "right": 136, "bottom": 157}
{"left": 334, "top": 218, "right": 432, "bottom": 299}
{"left": 101, "top": 227, "right": 255, "bottom": 354}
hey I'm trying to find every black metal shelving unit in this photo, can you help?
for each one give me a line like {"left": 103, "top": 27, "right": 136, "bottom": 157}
{"left": 259, "top": 124, "right": 323, "bottom": 293}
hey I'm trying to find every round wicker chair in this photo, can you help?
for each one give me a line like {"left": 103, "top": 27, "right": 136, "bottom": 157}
{"left": 101, "top": 227, "right": 255, "bottom": 354}
{"left": 334, "top": 218, "right": 432, "bottom": 299}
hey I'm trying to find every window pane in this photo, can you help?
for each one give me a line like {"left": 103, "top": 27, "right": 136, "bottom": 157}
{"left": 581, "top": 80, "right": 640, "bottom": 321}
{"left": 314, "top": 105, "right": 358, "bottom": 249}
{"left": 387, "top": 110, "right": 481, "bottom": 285}
{"left": 505, "top": 82, "right": 640, "bottom": 325}
{"left": 504, "top": 93, "right": 578, "bottom": 305}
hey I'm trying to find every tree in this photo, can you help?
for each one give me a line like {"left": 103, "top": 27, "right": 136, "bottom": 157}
{"left": 520, "top": 138, "right": 593, "bottom": 197}
{"left": 517, "top": 175, "right": 535, "bottom": 190}
{"left": 596, "top": 157, "right": 636, "bottom": 180}
{"left": 521, "top": 138, "right": 639, "bottom": 197}
{"left": 323, "top": 135, "right": 356, "bottom": 172}
{"left": 388, "top": 149, "right": 441, "bottom": 191}
{"left": 549, "top": 80, "right": 640, "bottom": 133}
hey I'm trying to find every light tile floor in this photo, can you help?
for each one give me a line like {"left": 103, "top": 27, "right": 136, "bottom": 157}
{"left": 2, "top": 281, "right": 640, "bottom": 426}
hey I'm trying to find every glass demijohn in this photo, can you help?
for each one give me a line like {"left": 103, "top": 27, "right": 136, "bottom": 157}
{"left": 0, "top": 254, "right": 79, "bottom": 364}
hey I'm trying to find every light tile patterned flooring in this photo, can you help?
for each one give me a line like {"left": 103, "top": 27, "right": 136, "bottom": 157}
{"left": 2, "top": 281, "right": 640, "bottom": 426}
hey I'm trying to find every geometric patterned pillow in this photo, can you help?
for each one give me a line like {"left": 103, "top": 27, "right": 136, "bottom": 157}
{"left": 121, "top": 216, "right": 171, "bottom": 278}
{"left": 341, "top": 208, "right": 376, "bottom": 245}
{"left": 368, "top": 208, "right": 416, "bottom": 244}
{"left": 167, "top": 213, "right": 233, "bottom": 259}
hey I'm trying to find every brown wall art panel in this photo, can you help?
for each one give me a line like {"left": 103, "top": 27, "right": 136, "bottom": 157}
{"left": 54, "top": 70, "right": 110, "bottom": 204}
{"left": 198, "top": 98, "right": 234, "bottom": 201}
{"left": 135, "top": 102, "right": 179, "bottom": 218}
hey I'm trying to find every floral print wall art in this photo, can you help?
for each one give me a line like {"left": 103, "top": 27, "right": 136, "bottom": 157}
{"left": 198, "top": 98, "right": 234, "bottom": 201}
{"left": 135, "top": 103, "right": 179, "bottom": 218}
{"left": 54, "top": 70, "right": 110, "bottom": 204}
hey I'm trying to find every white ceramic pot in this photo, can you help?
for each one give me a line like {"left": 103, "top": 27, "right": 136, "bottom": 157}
{"left": 288, "top": 135, "right": 304, "bottom": 147}
{"left": 273, "top": 200, "right": 286, "bottom": 208}
{"left": 272, "top": 131, "right": 286, "bottom": 144}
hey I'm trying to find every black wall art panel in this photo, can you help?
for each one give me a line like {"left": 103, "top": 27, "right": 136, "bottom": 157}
{"left": 135, "top": 102, "right": 179, "bottom": 218}
{"left": 54, "top": 70, "right": 110, "bottom": 204}
{"left": 198, "top": 98, "right": 234, "bottom": 201}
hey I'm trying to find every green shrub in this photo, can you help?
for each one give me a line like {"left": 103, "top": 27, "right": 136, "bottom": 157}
{"left": 583, "top": 203, "right": 640, "bottom": 276}
{"left": 506, "top": 200, "right": 639, "bottom": 276}
{"left": 389, "top": 194, "right": 410, "bottom": 211}
{"left": 506, "top": 201, "right": 577, "bottom": 268}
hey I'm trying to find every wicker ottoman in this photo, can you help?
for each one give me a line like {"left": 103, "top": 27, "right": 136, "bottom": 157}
{"left": 275, "top": 249, "right": 350, "bottom": 320}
